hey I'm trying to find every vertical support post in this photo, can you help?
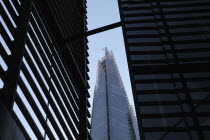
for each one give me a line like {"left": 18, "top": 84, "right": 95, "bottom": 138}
{"left": 79, "top": 0, "right": 88, "bottom": 139}
{"left": 79, "top": 89, "right": 87, "bottom": 140}
{"left": 0, "top": 0, "right": 33, "bottom": 112}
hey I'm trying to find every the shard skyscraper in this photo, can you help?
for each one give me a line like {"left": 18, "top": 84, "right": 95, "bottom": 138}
{"left": 91, "top": 48, "right": 140, "bottom": 140}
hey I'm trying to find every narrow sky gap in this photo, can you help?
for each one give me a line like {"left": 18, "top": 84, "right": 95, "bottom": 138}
{"left": 48, "top": 104, "right": 68, "bottom": 140}
{"left": 47, "top": 120, "right": 59, "bottom": 140}
{"left": 27, "top": 33, "right": 51, "bottom": 77}
{"left": 9, "top": 0, "right": 19, "bottom": 16}
{"left": 20, "top": 70, "right": 48, "bottom": 104}
{"left": 17, "top": 0, "right": 21, "bottom": 5}
{"left": 0, "top": 1, "right": 17, "bottom": 28}
{"left": 16, "top": 86, "right": 45, "bottom": 135}
{"left": 53, "top": 47, "right": 80, "bottom": 100}
{"left": 87, "top": 0, "right": 135, "bottom": 114}
{"left": 52, "top": 56, "right": 79, "bottom": 111}
{"left": 22, "top": 57, "right": 49, "bottom": 103}
{"left": 0, "top": 34, "right": 11, "bottom": 55}
{"left": 29, "top": 22, "right": 52, "bottom": 66}
{"left": 51, "top": 66, "right": 79, "bottom": 131}
{"left": 30, "top": 12, "right": 52, "bottom": 54}
{"left": 13, "top": 102, "right": 37, "bottom": 139}
{"left": 0, "top": 78, "right": 4, "bottom": 89}
{"left": 0, "top": 55, "right": 7, "bottom": 71}
{"left": 0, "top": 15, "right": 14, "bottom": 40}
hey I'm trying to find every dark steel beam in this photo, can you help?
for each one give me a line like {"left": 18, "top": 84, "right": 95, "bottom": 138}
{"left": 86, "top": 21, "right": 122, "bottom": 36}
{"left": 141, "top": 112, "right": 210, "bottom": 119}
{"left": 0, "top": 0, "right": 32, "bottom": 112}
{"left": 132, "top": 63, "right": 210, "bottom": 74}
{"left": 64, "top": 21, "right": 122, "bottom": 42}
{"left": 136, "top": 87, "right": 210, "bottom": 95}
{"left": 143, "top": 126, "right": 210, "bottom": 132}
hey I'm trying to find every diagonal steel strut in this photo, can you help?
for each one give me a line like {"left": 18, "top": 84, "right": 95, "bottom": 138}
{"left": 65, "top": 21, "right": 121, "bottom": 42}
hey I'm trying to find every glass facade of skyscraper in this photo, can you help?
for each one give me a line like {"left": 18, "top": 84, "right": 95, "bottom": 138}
{"left": 91, "top": 49, "right": 140, "bottom": 140}
{"left": 118, "top": 0, "right": 210, "bottom": 139}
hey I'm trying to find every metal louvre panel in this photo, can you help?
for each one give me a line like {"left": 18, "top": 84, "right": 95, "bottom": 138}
{"left": 14, "top": 4, "right": 79, "bottom": 139}
{"left": 0, "top": 0, "right": 90, "bottom": 139}
{"left": 26, "top": 23, "right": 80, "bottom": 126}
{"left": 28, "top": 14, "right": 80, "bottom": 113}
{"left": 43, "top": 0, "right": 88, "bottom": 80}
{"left": 118, "top": 0, "right": 210, "bottom": 139}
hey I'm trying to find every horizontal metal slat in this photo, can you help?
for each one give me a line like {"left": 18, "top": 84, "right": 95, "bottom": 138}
{"left": 30, "top": 10, "right": 80, "bottom": 103}
{"left": 87, "top": 118, "right": 91, "bottom": 129}
{"left": 131, "top": 56, "right": 210, "bottom": 64}
{"left": 15, "top": 94, "right": 44, "bottom": 140}
{"left": 136, "top": 87, "right": 210, "bottom": 95}
{"left": 122, "top": 2, "right": 210, "bottom": 11}
{"left": 23, "top": 45, "right": 77, "bottom": 139}
{"left": 139, "top": 100, "right": 210, "bottom": 106}
{"left": 26, "top": 30, "right": 80, "bottom": 131}
{"left": 11, "top": 0, "right": 21, "bottom": 12}
{"left": 2, "top": 0, "right": 18, "bottom": 24}
{"left": 124, "top": 8, "right": 210, "bottom": 17}
{"left": 141, "top": 112, "right": 210, "bottom": 118}
{"left": 128, "top": 31, "right": 210, "bottom": 38}
{"left": 0, "top": 22, "right": 14, "bottom": 52}
{"left": 0, "top": 65, "right": 5, "bottom": 78}
{"left": 0, "top": 43, "right": 11, "bottom": 66}
{"left": 126, "top": 23, "right": 210, "bottom": 31}
{"left": 0, "top": 4, "right": 16, "bottom": 36}
{"left": 27, "top": 21, "right": 79, "bottom": 115}
{"left": 18, "top": 78, "right": 56, "bottom": 140}
{"left": 135, "top": 76, "right": 210, "bottom": 84}
{"left": 125, "top": 15, "right": 210, "bottom": 24}
{"left": 143, "top": 126, "right": 210, "bottom": 132}
{"left": 34, "top": 0, "right": 89, "bottom": 99}
{"left": 47, "top": 0, "right": 71, "bottom": 37}
{"left": 121, "top": 0, "right": 197, "bottom": 5}
{"left": 129, "top": 48, "right": 210, "bottom": 55}
{"left": 20, "top": 61, "right": 66, "bottom": 140}
{"left": 128, "top": 39, "right": 210, "bottom": 46}
{"left": 132, "top": 63, "right": 210, "bottom": 74}
{"left": 12, "top": 112, "right": 31, "bottom": 140}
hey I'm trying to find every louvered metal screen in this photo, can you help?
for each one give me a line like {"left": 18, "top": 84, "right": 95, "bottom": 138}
{"left": 118, "top": 0, "right": 210, "bottom": 140}
{"left": 0, "top": 0, "right": 91, "bottom": 139}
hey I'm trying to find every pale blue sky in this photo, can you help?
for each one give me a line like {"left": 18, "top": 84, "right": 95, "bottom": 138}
{"left": 87, "top": 0, "right": 135, "bottom": 110}
{"left": 0, "top": 0, "right": 134, "bottom": 139}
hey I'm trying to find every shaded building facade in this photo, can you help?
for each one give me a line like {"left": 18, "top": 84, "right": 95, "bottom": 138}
{"left": 0, "top": 0, "right": 91, "bottom": 139}
{"left": 118, "top": 0, "right": 210, "bottom": 140}
{"left": 91, "top": 49, "right": 140, "bottom": 140}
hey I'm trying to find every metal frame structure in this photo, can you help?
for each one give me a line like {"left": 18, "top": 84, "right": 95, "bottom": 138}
{"left": 0, "top": 0, "right": 91, "bottom": 139}
{"left": 118, "top": 0, "right": 210, "bottom": 139}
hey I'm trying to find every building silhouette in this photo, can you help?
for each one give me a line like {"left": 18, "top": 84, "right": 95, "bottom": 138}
{"left": 91, "top": 48, "right": 140, "bottom": 140}
{"left": 118, "top": 0, "right": 210, "bottom": 140}
{"left": 0, "top": 0, "right": 90, "bottom": 139}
